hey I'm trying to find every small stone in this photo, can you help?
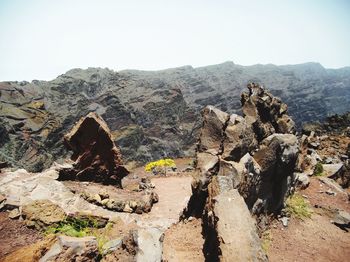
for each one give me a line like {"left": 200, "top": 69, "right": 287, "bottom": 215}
{"left": 332, "top": 210, "right": 350, "bottom": 230}
{"left": 8, "top": 208, "right": 20, "bottom": 219}
{"left": 92, "top": 194, "right": 102, "bottom": 203}
{"left": 129, "top": 201, "right": 137, "bottom": 209}
{"left": 295, "top": 173, "right": 310, "bottom": 189}
{"left": 123, "top": 204, "right": 133, "bottom": 213}
{"left": 99, "top": 192, "right": 109, "bottom": 200}
{"left": 280, "top": 217, "right": 289, "bottom": 227}
{"left": 101, "top": 198, "right": 109, "bottom": 205}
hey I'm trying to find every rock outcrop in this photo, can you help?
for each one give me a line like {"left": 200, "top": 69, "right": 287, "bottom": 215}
{"left": 58, "top": 112, "right": 129, "bottom": 187}
{"left": 183, "top": 84, "right": 299, "bottom": 261}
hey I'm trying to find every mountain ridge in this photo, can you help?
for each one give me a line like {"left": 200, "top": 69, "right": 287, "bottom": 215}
{"left": 1, "top": 61, "right": 350, "bottom": 172}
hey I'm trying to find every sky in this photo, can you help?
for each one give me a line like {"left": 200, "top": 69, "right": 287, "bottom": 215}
{"left": 0, "top": 0, "right": 349, "bottom": 81}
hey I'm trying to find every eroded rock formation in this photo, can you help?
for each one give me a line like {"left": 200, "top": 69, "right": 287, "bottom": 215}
{"left": 58, "top": 112, "right": 129, "bottom": 187}
{"left": 183, "top": 83, "right": 299, "bottom": 261}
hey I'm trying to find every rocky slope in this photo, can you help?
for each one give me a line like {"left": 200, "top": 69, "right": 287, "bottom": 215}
{"left": 1, "top": 62, "right": 350, "bottom": 171}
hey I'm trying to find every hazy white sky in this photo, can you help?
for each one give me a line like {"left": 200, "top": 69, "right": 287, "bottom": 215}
{"left": 0, "top": 0, "right": 349, "bottom": 81}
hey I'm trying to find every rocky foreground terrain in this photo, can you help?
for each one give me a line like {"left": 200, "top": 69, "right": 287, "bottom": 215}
{"left": 0, "top": 84, "right": 349, "bottom": 261}
{"left": 1, "top": 62, "right": 350, "bottom": 172}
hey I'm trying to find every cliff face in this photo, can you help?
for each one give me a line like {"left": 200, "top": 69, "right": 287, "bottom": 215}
{"left": 1, "top": 62, "right": 350, "bottom": 171}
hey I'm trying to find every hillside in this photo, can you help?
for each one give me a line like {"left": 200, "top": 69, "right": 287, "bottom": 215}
{"left": 1, "top": 62, "right": 350, "bottom": 171}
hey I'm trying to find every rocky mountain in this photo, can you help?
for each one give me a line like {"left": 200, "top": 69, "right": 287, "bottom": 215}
{"left": 1, "top": 62, "right": 350, "bottom": 171}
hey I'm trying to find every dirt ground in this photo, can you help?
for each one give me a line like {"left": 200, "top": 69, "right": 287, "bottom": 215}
{"left": 268, "top": 177, "right": 350, "bottom": 262}
{"left": 0, "top": 212, "right": 43, "bottom": 259}
{"left": 162, "top": 219, "right": 205, "bottom": 262}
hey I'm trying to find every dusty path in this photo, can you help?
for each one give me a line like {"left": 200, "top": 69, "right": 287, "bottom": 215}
{"left": 143, "top": 176, "right": 193, "bottom": 224}
{"left": 145, "top": 175, "right": 205, "bottom": 262}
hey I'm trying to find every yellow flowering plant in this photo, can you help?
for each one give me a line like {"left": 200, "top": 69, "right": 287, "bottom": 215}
{"left": 144, "top": 158, "right": 176, "bottom": 173}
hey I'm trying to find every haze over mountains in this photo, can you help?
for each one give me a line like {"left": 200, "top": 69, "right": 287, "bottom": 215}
{"left": 1, "top": 61, "right": 350, "bottom": 171}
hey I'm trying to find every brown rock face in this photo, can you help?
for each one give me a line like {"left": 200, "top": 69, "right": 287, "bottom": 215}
{"left": 241, "top": 82, "right": 295, "bottom": 141}
{"left": 59, "top": 112, "right": 129, "bottom": 187}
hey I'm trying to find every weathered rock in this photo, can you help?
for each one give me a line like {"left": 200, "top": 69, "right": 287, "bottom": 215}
{"left": 198, "top": 106, "right": 229, "bottom": 155}
{"left": 334, "top": 161, "right": 350, "bottom": 188}
{"left": 58, "top": 112, "right": 129, "bottom": 187}
{"left": 185, "top": 84, "right": 299, "bottom": 219}
{"left": 222, "top": 114, "right": 258, "bottom": 161}
{"left": 332, "top": 210, "right": 350, "bottom": 231}
{"left": 22, "top": 200, "right": 66, "bottom": 229}
{"left": 207, "top": 189, "right": 267, "bottom": 261}
{"left": 39, "top": 235, "right": 99, "bottom": 262}
{"left": 253, "top": 134, "right": 299, "bottom": 212}
{"left": 8, "top": 208, "right": 21, "bottom": 219}
{"left": 241, "top": 83, "right": 295, "bottom": 141}
{"left": 184, "top": 84, "right": 299, "bottom": 261}
{"left": 217, "top": 159, "right": 243, "bottom": 188}
{"left": 323, "top": 163, "right": 343, "bottom": 177}
{"left": 135, "top": 228, "right": 164, "bottom": 262}
{"left": 294, "top": 172, "right": 310, "bottom": 189}
{"left": 196, "top": 152, "right": 219, "bottom": 174}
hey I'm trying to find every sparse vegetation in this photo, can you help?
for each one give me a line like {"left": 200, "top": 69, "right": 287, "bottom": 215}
{"left": 286, "top": 194, "right": 312, "bottom": 220}
{"left": 313, "top": 162, "right": 324, "bottom": 176}
{"left": 45, "top": 217, "right": 114, "bottom": 256}
{"left": 261, "top": 230, "right": 272, "bottom": 253}
{"left": 45, "top": 216, "right": 98, "bottom": 237}
{"left": 145, "top": 158, "right": 176, "bottom": 173}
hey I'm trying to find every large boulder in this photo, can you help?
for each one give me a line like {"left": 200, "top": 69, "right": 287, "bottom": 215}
{"left": 58, "top": 112, "right": 129, "bottom": 187}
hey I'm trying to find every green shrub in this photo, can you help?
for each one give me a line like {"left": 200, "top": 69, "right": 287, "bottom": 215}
{"left": 45, "top": 216, "right": 95, "bottom": 237}
{"left": 313, "top": 162, "right": 324, "bottom": 176}
{"left": 286, "top": 194, "right": 312, "bottom": 220}
{"left": 45, "top": 218, "right": 114, "bottom": 257}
